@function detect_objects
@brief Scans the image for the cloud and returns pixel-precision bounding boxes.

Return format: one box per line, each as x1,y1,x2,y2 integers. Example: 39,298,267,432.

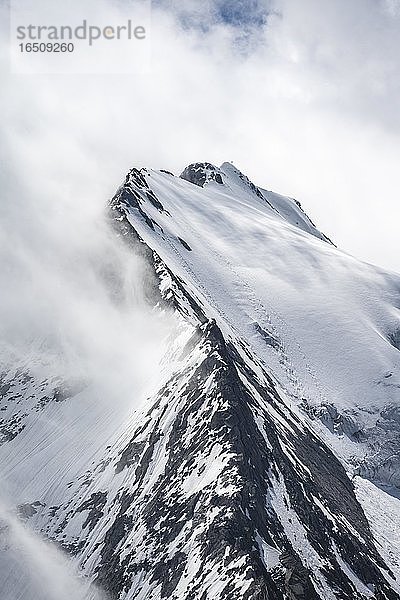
3,0,400,270
1,9,180,592
0,500,105,600
1,1,399,268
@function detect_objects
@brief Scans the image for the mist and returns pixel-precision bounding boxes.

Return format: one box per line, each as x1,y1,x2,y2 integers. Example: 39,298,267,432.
0,145,183,596
0,52,180,599
0,135,179,599
0,159,172,384
0,500,106,600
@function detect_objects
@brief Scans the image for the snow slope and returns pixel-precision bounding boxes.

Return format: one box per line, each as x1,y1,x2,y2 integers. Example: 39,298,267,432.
124,161,400,452
0,160,399,600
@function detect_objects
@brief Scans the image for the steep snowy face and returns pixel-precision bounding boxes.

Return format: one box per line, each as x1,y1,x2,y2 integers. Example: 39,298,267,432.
1,161,400,600
119,163,400,483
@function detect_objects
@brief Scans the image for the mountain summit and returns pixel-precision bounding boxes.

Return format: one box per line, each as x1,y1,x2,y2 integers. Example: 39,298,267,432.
0,163,399,600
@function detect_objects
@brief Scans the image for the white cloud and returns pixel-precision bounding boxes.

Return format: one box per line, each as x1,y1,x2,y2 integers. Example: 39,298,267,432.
0,500,104,600
1,0,399,274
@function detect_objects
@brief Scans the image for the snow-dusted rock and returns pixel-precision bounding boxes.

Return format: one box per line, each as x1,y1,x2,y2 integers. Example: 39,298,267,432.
1,161,399,599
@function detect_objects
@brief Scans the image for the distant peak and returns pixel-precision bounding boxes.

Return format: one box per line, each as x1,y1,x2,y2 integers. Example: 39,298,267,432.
180,162,224,187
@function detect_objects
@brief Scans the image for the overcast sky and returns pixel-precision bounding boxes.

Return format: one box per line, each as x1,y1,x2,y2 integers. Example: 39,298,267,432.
1,0,400,272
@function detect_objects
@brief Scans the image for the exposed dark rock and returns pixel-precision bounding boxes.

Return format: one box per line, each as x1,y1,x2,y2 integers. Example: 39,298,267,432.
82,318,398,599
17,501,43,521
78,492,108,531
177,237,192,251
180,162,224,187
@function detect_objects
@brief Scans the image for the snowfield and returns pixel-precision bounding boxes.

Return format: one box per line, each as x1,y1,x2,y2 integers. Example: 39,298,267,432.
0,161,399,599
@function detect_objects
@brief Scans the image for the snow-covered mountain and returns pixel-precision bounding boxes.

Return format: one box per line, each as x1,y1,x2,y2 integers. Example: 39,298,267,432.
1,161,400,600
